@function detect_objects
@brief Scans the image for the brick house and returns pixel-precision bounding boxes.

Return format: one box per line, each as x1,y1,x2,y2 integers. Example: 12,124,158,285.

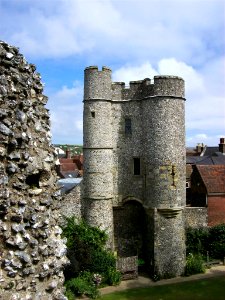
56,148,83,178
185,138,225,227
192,165,225,226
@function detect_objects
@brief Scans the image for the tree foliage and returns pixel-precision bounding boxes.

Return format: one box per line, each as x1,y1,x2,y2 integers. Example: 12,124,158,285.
62,217,121,298
186,224,225,259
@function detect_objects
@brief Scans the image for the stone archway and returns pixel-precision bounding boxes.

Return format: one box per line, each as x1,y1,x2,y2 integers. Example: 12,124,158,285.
113,200,147,264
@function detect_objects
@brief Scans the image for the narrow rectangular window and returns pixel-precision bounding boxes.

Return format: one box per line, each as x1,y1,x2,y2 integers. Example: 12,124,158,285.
91,111,95,118
133,157,140,175
125,118,132,135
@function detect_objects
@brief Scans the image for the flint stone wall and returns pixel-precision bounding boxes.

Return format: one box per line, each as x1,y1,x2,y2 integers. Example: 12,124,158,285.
184,207,207,228
83,66,186,277
0,41,67,300
59,183,82,223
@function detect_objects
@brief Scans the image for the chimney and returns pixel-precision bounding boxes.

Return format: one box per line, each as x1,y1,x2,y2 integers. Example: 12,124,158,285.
219,138,225,154
196,143,204,154
66,147,71,159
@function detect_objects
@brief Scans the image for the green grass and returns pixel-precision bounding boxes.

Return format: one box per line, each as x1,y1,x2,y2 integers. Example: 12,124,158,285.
100,276,225,300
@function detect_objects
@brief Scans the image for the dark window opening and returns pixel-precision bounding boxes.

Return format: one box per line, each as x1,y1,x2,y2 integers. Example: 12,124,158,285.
125,118,132,135
91,111,95,118
133,157,140,175
26,173,40,188
16,138,23,147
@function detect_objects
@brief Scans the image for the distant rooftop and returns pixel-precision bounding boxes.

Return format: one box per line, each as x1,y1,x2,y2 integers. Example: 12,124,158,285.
186,137,225,159
196,165,225,194
57,178,82,194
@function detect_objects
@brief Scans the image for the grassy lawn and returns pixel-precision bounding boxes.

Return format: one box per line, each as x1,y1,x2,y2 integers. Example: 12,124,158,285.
100,276,225,300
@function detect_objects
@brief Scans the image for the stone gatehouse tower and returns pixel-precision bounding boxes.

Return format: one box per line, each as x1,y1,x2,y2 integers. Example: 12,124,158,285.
83,66,186,278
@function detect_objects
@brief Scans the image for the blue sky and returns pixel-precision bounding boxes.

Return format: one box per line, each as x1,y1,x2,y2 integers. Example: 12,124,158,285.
0,0,224,146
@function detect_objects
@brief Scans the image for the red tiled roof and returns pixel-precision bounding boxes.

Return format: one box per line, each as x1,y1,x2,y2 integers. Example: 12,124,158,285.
61,163,78,172
196,165,225,194
59,158,74,164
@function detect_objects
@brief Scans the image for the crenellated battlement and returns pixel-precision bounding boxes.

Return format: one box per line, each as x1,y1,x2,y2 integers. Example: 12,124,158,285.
112,78,151,89
119,78,153,100
84,66,112,100
112,75,184,100
154,75,185,98
84,66,185,101
85,65,112,73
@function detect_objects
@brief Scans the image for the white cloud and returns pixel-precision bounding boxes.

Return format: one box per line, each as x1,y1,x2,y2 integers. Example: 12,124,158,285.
2,0,125,58
1,0,224,63
113,58,205,94
53,82,82,99
46,81,83,144
194,134,208,140
10,11,89,58
0,0,224,146
187,133,224,147
75,0,123,36
158,58,205,94
113,62,158,84
75,120,83,131
112,58,224,146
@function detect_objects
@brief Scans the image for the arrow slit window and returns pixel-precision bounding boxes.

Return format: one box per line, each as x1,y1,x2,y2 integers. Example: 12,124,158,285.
133,157,141,175
125,118,132,135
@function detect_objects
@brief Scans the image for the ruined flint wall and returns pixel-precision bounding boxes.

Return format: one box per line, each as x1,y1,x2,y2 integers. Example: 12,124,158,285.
0,41,67,300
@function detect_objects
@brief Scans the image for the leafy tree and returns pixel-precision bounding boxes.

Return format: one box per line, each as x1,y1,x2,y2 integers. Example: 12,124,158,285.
208,224,225,259
62,217,121,298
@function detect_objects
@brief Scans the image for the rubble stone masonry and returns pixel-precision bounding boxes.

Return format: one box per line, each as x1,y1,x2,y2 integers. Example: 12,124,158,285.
0,41,67,300
83,66,186,277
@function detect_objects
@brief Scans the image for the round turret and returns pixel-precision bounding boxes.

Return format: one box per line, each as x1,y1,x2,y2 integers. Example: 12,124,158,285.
143,75,185,208
154,75,185,98
83,66,114,249
83,66,113,148
84,66,112,100
142,74,186,277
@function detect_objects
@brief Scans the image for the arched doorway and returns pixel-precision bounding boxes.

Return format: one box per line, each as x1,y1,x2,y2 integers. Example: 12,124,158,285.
113,200,147,269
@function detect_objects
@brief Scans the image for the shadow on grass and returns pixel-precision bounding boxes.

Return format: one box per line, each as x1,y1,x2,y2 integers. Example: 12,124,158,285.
100,274,225,300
